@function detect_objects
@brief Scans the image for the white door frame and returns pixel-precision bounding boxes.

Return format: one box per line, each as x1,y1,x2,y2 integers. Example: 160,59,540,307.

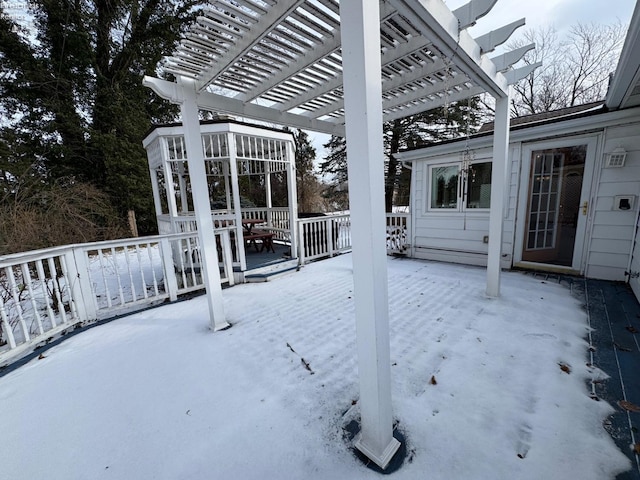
514,134,599,273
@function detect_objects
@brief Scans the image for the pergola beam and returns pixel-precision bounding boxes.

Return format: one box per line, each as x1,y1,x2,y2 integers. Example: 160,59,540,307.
389,0,509,99
142,76,345,136
240,2,399,104
475,19,526,54
453,0,498,29
382,85,485,123
504,62,542,84
194,0,307,91
491,43,535,72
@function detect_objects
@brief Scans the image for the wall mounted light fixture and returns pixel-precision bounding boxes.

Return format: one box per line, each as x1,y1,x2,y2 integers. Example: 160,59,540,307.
605,147,627,168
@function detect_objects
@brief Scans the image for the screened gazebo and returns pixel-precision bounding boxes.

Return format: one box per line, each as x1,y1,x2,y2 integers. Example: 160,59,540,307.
143,120,298,277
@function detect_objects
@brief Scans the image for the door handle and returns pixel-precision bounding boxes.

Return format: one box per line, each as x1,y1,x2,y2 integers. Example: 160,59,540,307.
582,201,588,215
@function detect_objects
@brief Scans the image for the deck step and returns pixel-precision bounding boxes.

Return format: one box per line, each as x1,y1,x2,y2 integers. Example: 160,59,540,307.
243,259,299,282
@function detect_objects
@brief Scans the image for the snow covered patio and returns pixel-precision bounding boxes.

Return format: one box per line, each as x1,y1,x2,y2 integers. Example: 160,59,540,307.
0,254,632,479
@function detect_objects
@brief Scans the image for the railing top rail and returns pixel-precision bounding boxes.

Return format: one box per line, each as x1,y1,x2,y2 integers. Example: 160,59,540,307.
0,229,234,267
297,214,350,224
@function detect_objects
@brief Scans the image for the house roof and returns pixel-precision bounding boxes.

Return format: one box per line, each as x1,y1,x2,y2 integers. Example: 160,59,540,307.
145,0,540,135
477,101,605,133
143,117,294,140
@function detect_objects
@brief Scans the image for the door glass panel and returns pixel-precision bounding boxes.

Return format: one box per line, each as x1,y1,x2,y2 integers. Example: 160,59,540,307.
522,145,586,266
431,165,459,209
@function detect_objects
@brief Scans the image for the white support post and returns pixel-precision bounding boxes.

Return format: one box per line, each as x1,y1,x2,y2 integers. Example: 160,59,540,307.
228,132,247,272
486,91,511,297
286,142,298,260
265,159,273,227
159,237,179,302
340,0,400,470
178,77,230,331
162,138,179,219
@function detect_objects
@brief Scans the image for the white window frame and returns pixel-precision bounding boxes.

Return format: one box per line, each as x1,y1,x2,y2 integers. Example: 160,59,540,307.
426,157,493,213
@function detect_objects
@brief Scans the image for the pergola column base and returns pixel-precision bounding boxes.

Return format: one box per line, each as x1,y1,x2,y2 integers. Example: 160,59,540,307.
210,321,232,332
355,434,401,470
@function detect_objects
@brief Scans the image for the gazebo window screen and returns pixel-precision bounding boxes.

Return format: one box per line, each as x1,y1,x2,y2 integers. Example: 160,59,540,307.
154,165,169,215
235,135,288,161
203,134,229,158
235,134,289,175
166,136,187,160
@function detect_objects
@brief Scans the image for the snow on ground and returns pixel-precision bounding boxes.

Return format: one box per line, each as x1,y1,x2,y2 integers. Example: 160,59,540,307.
0,254,631,479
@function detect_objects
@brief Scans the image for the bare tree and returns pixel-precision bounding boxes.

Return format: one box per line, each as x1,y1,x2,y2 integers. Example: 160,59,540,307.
508,22,626,116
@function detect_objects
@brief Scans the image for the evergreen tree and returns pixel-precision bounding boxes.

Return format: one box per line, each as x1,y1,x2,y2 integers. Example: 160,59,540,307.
319,99,482,212
0,0,198,238
319,135,348,211
292,129,320,213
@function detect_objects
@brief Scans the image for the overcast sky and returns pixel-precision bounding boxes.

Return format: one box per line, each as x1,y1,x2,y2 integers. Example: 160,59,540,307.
445,0,636,35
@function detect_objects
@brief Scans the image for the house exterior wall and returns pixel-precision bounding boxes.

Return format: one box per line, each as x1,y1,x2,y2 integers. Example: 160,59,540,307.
404,107,640,282
410,147,513,268
587,123,640,280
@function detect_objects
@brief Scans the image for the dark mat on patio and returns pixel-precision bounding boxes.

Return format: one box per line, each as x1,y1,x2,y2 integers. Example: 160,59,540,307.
584,280,640,480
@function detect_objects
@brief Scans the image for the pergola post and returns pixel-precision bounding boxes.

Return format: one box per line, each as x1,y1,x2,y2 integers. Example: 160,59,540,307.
340,0,400,470
228,131,247,272
161,138,179,219
178,76,230,331
265,160,273,227
486,91,511,297
286,142,298,258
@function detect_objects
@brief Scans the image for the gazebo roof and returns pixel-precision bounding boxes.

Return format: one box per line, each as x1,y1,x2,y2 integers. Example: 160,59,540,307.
145,0,539,135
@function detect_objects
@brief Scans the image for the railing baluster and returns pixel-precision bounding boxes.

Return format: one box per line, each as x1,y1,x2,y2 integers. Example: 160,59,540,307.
21,263,44,335
123,246,137,302
147,242,160,296
0,293,16,349
135,244,148,300
59,253,81,321
187,237,198,287
36,259,57,328
6,266,29,342
111,247,126,306
47,257,68,325
98,249,113,309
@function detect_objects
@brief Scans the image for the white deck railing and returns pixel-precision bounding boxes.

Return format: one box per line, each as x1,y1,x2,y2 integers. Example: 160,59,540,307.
298,214,352,263
296,213,410,263
0,230,234,367
0,212,409,366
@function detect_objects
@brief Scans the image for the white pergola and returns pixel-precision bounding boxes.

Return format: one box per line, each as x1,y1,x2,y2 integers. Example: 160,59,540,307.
143,0,538,469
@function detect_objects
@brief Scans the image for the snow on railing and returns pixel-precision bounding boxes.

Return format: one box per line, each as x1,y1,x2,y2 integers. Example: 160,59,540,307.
0,230,234,367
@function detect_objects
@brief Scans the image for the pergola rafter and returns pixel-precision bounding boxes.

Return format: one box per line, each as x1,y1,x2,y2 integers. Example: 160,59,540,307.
154,0,534,131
